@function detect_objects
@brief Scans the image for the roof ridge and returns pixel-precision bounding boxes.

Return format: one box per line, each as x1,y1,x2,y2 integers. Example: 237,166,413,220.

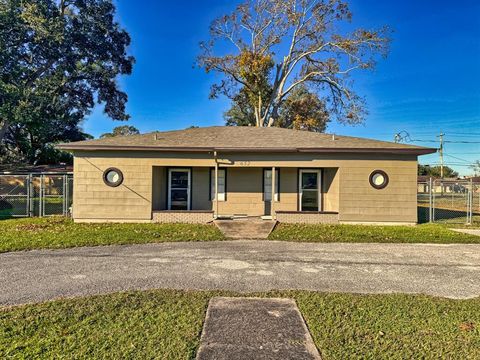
57,125,437,155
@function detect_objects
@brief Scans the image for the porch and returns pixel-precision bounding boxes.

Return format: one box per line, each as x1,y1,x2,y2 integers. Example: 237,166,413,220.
151,166,339,224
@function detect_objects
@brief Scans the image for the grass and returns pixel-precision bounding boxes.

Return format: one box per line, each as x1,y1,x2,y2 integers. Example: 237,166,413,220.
0,217,225,253
269,223,480,243
1,217,480,253
0,197,65,218
1,289,479,359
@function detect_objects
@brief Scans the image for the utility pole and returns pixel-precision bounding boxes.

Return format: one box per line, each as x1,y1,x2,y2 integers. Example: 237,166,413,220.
438,133,445,178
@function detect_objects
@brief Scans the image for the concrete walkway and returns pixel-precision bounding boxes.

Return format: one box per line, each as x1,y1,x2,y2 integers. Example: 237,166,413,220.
452,229,480,237
1,241,479,305
196,297,321,360
214,218,276,239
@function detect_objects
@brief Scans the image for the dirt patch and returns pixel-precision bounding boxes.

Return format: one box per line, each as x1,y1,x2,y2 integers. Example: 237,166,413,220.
459,322,476,332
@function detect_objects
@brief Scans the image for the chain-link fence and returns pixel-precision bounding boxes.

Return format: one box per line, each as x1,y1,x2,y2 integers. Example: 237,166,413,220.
418,178,479,225
0,173,73,218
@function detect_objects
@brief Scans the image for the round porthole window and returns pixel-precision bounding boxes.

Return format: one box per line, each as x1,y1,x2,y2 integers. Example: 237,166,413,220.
103,168,123,187
369,170,389,189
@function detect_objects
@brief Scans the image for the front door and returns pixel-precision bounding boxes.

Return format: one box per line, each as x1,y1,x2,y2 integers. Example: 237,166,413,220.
299,170,321,211
168,169,191,210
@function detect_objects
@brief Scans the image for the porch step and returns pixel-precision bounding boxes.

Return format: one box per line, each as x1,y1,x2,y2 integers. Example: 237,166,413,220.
214,218,277,239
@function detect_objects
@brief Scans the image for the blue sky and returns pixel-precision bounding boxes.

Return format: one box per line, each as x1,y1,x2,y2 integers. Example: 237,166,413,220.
83,0,480,175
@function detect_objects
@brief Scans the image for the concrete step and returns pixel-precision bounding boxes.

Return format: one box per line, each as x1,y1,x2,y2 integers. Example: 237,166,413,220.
196,297,321,360
214,219,276,239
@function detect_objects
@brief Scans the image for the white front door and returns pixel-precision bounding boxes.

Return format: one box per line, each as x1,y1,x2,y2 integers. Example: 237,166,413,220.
168,169,191,210
299,169,321,211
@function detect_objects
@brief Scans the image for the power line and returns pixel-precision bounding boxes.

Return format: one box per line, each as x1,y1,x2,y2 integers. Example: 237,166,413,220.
447,152,480,155
394,130,479,176
407,139,480,144
444,153,472,164
425,163,475,167
435,132,480,136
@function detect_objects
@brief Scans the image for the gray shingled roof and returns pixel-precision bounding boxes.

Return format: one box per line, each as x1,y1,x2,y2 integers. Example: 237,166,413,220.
57,126,436,155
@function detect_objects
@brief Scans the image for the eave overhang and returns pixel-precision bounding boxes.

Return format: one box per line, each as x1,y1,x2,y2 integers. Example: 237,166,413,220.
57,144,437,156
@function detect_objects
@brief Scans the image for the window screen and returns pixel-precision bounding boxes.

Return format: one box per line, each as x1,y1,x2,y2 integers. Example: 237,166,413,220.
264,169,279,202
210,169,226,201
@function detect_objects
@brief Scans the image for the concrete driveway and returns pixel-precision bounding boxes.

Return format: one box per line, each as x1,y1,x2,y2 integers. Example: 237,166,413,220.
1,241,479,305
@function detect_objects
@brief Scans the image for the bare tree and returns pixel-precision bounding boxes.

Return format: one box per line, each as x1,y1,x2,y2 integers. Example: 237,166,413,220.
198,0,390,127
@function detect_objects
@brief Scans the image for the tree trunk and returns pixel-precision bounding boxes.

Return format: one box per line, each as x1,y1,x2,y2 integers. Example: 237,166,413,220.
267,103,279,127
254,105,261,127
0,119,9,142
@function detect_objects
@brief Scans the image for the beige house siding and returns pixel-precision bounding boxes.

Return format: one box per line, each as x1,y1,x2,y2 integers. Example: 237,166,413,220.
73,155,153,221
152,166,166,211
216,168,264,216
72,150,418,224
213,167,298,216
322,168,339,212
275,168,298,212
337,160,418,224
192,167,211,210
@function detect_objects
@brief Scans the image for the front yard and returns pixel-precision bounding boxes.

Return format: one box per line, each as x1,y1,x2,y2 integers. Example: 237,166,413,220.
269,223,480,244
1,289,478,359
1,217,479,253
0,217,225,253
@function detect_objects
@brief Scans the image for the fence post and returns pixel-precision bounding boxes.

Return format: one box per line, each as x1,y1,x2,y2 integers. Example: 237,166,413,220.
62,174,66,216
26,174,30,217
27,174,32,217
66,175,71,217
428,177,433,222
39,175,44,217
468,179,473,225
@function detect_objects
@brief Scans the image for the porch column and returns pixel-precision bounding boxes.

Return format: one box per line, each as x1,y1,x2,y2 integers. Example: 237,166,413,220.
271,166,276,219
214,153,219,219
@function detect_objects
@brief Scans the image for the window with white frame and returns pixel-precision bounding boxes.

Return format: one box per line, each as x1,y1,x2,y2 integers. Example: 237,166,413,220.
264,169,279,202
210,169,226,201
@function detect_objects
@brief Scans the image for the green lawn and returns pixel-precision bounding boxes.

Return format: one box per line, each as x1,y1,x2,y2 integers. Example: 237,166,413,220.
269,223,480,243
0,196,65,218
1,217,479,253
1,290,478,359
0,217,225,253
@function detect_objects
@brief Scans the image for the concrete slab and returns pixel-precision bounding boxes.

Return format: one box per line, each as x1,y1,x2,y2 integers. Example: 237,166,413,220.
214,218,276,239
452,229,480,237
196,297,321,360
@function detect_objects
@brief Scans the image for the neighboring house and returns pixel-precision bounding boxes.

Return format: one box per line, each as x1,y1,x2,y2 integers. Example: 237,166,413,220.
417,176,468,194
58,126,435,225
417,176,460,194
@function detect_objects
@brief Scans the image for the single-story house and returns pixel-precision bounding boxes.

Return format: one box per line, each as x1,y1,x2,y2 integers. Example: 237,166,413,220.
58,126,436,225
417,176,467,194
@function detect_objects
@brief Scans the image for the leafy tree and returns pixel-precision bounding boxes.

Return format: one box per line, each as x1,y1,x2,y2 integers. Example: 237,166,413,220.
224,87,261,127
226,85,329,132
418,165,459,178
0,0,134,164
2,117,93,164
100,125,140,138
199,0,390,128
